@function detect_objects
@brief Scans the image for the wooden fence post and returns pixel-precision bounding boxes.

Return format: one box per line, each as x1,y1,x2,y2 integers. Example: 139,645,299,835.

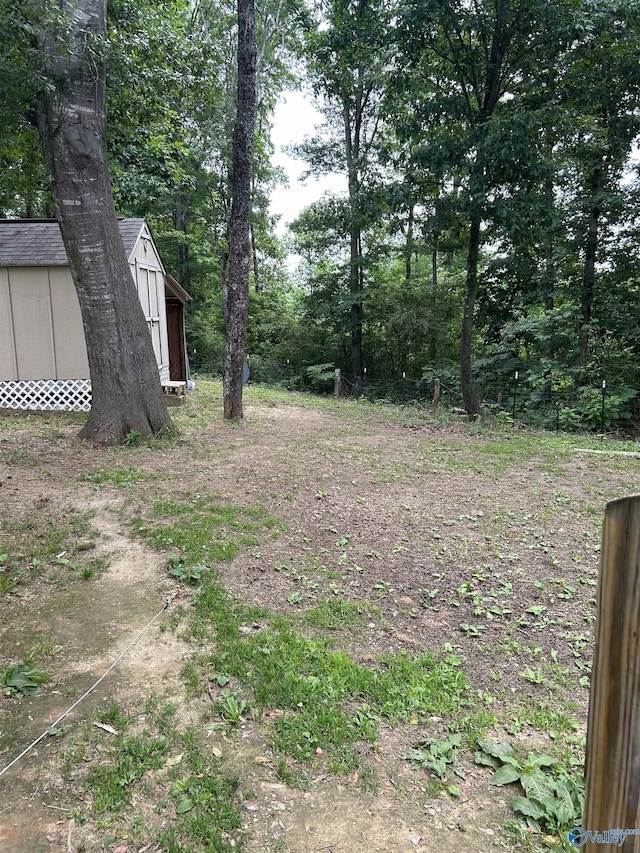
334,368,341,398
584,494,640,850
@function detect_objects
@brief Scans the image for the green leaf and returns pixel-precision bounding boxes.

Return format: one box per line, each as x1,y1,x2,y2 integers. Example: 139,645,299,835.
477,740,515,759
554,795,579,826
473,750,499,767
520,768,553,800
176,796,194,814
490,765,521,786
512,795,545,819
529,753,557,769
403,748,427,763
431,757,447,779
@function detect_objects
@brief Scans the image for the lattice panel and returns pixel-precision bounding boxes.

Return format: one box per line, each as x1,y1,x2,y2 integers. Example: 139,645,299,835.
0,380,92,412
159,365,170,382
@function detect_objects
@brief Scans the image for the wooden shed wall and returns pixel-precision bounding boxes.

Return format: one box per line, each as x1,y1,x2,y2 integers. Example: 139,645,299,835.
0,265,89,381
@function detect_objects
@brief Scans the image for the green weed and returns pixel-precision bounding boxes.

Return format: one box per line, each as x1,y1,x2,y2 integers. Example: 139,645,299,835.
159,772,242,852
475,740,583,834
198,610,470,766
1,662,49,696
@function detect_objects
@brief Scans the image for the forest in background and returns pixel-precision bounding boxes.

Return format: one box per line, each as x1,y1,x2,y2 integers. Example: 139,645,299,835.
2,0,640,432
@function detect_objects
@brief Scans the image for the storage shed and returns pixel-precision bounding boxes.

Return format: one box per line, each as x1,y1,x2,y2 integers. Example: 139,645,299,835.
0,218,190,412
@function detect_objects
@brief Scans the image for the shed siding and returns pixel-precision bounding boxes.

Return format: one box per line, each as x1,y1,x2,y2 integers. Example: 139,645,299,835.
9,267,56,380
130,227,169,373
130,226,164,273
0,268,17,380
49,267,89,378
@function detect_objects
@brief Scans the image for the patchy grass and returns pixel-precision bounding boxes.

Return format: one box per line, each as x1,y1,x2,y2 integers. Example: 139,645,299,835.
132,495,476,778
300,597,385,631
59,698,244,851
0,508,99,595
82,466,146,489
132,494,282,567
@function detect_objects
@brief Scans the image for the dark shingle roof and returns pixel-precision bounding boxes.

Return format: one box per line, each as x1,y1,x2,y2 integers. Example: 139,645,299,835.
0,218,145,266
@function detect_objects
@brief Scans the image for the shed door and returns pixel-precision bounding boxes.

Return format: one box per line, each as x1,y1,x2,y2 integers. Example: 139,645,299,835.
135,262,167,368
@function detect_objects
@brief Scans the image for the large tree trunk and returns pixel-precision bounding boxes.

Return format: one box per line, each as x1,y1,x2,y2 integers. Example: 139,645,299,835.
35,0,172,446
578,161,602,373
223,0,257,419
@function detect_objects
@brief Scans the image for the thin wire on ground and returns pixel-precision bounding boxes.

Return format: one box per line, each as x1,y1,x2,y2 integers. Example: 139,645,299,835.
0,588,178,780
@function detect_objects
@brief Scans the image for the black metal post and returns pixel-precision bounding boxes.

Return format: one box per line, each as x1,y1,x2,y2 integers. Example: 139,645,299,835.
512,370,519,422
601,380,606,436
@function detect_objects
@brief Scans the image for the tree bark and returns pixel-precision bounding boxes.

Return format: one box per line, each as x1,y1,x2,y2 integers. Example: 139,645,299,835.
578,160,602,374
460,211,482,416
175,192,189,288
35,0,173,446
429,189,440,366
223,0,257,419
250,215,260,292
344,102,364,395
349,227,364,393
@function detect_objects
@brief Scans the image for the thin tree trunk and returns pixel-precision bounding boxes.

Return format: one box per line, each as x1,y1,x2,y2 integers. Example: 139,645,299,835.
223,0,257,419
429,242,438,366
543,176,555,312
457,1,511,418
349,226,364,393
460,211,482,416
578,161,602,374
404,203,414,287
429,188,440,365
175,192,188,287
35,0,172,446
344,103,364,396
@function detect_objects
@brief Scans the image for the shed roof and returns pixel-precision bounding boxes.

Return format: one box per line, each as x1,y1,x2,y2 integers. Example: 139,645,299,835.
165,273,192,304
0,218,146,267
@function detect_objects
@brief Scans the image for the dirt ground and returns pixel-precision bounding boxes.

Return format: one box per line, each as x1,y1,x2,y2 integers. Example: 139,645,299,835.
1,385,638,852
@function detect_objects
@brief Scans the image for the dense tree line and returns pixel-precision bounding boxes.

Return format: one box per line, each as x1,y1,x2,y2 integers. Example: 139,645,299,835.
293,0,640,429
2,0,640,430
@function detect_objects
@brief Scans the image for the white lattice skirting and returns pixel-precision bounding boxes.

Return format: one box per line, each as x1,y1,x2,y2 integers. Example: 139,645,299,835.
0,369,170,413
0,380,92,412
